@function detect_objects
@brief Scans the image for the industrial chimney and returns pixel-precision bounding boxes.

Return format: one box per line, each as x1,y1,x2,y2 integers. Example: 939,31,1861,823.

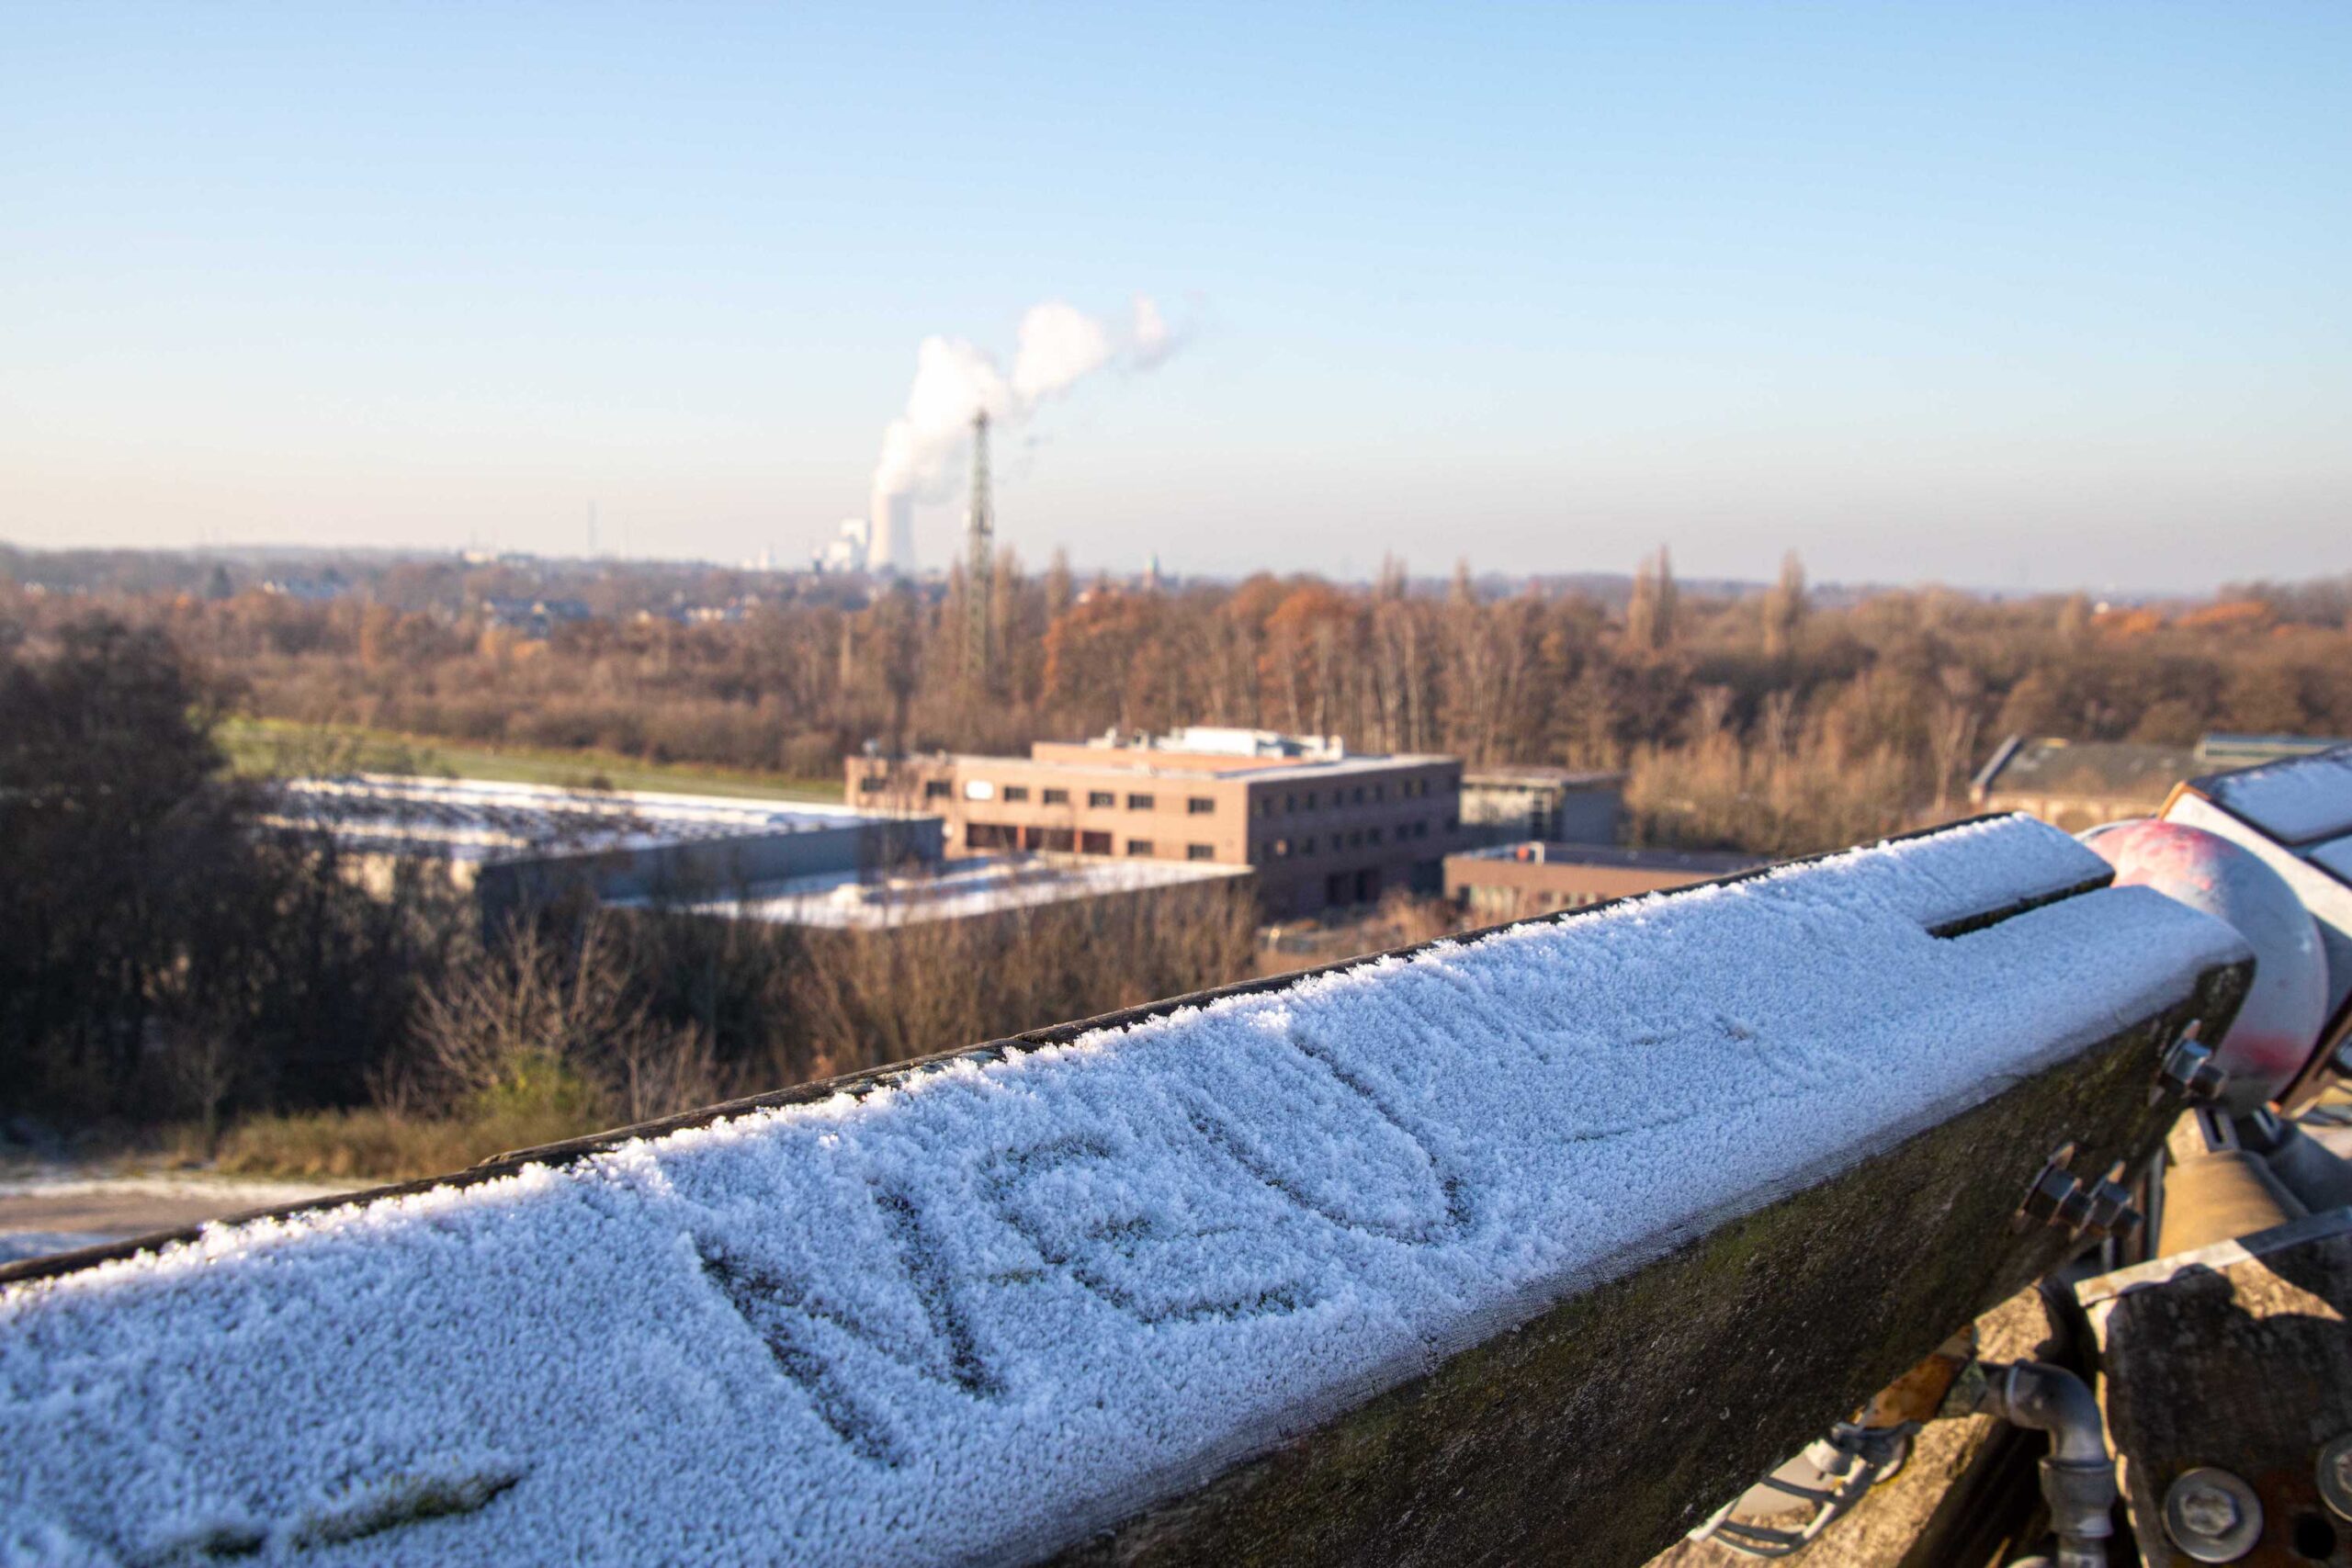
867,487,915,576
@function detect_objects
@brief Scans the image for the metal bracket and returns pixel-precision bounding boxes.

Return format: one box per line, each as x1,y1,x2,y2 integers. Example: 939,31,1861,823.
1688,1422,1920,1558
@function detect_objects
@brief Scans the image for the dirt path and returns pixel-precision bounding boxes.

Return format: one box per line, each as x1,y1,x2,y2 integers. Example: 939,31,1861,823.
0,1174,351,1264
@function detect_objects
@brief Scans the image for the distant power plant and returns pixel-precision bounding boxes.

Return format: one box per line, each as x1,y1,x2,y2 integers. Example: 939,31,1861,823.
866,488,914,574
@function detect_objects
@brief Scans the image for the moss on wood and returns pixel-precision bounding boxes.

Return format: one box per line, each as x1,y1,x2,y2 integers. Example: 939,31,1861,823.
1049,961,2247,1568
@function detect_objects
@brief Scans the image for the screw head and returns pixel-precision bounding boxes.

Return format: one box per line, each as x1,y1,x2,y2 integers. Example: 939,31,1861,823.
2177,1483,2238,1537
2319,1435,2352,1521
2164,1467,2263,1562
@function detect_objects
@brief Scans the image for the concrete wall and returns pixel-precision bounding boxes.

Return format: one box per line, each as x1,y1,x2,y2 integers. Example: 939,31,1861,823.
1444,852,1750,923
1977,789,2155,835
1460,778,1623,847
479,816,943,918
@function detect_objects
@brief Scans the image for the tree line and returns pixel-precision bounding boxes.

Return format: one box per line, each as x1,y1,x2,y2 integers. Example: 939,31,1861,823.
7,556,2346,854
0,614,1254,1165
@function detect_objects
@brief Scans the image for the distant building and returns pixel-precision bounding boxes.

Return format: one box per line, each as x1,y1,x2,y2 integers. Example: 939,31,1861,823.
816,517,870,574
259,568,349,603
1444,841,1766,924
478,596,594,639
1972,732,2346,832
849,726,1463,918
265,775,939,919
648,853,1250,931
1458,766,1624,846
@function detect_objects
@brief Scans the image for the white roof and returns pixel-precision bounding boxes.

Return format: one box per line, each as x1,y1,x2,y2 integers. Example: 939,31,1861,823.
266,775,888,863
637,855,1250,929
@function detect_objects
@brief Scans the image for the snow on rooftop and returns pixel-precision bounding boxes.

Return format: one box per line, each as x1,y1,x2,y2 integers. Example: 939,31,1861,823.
0,816,2245,1567
2200,745,2352,846
267,775,888,863
635,854,1250,929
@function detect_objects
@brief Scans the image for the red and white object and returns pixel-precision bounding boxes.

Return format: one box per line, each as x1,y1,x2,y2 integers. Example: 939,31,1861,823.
2084,818,2327,1110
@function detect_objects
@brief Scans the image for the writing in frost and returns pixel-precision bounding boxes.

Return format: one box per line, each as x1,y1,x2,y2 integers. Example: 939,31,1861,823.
692,1027,1472,1464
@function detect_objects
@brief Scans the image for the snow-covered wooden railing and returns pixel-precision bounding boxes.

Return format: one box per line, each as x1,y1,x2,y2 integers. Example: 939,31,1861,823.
0,816,2252,1568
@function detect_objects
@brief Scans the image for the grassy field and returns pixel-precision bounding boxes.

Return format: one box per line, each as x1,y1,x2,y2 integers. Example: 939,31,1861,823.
220,716,844,803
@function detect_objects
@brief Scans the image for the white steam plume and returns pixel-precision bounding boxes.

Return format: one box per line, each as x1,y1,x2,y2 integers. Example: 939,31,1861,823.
865,295,1182,570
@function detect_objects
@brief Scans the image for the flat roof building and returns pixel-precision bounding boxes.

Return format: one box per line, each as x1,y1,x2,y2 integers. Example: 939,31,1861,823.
1972,732,2346,833
1444,840,1767,924
266,775,940,917
1459,766,1623,847
849,727,1463,918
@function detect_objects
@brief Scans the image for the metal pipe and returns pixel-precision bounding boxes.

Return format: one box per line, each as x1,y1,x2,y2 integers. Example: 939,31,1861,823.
1971,1361,2116,1568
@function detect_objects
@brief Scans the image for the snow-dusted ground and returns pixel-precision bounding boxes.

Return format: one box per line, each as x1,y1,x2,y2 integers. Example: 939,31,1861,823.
0,817,2244,1568
0,1174,345,1270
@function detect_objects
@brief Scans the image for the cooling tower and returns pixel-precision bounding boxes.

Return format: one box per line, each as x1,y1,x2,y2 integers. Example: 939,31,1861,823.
868,487,916,575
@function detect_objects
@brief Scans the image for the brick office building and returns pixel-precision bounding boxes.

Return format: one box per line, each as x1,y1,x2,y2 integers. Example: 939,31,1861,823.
848,728,1462,917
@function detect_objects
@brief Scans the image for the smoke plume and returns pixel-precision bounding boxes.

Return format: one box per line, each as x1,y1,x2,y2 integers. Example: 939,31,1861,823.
866,295,1179,568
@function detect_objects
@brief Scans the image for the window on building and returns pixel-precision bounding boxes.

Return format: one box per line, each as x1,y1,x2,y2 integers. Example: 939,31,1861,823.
1350,829,1364,848
1126,793,1155,810
922,779,952,799
857,775,888,794
1186,843,1215,861
1041,787,1068,806
1256,797,1273,817
1080,830,1113,854
1445,815,1459,832
1126,839,1155,856
1352,785,1366,805
1088,791,1115,808
1002,784,1031,803
1368,826,1383,845
966,822,1017,850
1187,796,1215,815
1283,793,1296,811
1374,784,1385,802
1301,835,1317,854
1305,791,1318,809
1273,838,1291,858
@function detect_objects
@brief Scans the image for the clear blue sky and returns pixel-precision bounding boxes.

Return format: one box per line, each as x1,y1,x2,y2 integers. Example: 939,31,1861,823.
3,3,2346,591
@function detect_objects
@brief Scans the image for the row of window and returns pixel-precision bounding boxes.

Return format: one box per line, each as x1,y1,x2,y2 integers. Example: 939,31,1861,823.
1255,817,1450,862
916,778,1216,814
965,820,1216,861
864,771,1457,819
1252,776,1453,818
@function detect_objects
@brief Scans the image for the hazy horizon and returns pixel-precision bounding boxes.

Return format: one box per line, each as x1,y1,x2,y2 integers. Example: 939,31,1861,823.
5,4,2346,593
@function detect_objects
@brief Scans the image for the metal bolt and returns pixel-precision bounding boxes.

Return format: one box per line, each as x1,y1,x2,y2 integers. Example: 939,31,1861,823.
2319,1434,2352,1521
2164,1466,2263,1562
2156,1033,2227,1103
2177,1483,2238,1538
2079,1179,2143,1241
2018,1148,2084,1231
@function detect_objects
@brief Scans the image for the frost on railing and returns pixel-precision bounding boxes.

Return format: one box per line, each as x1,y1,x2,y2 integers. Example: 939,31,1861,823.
0,817,2253,1568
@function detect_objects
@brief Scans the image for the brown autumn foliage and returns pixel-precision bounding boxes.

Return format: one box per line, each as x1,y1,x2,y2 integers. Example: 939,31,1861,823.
10,551,2346,856
4,553,2347,1169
